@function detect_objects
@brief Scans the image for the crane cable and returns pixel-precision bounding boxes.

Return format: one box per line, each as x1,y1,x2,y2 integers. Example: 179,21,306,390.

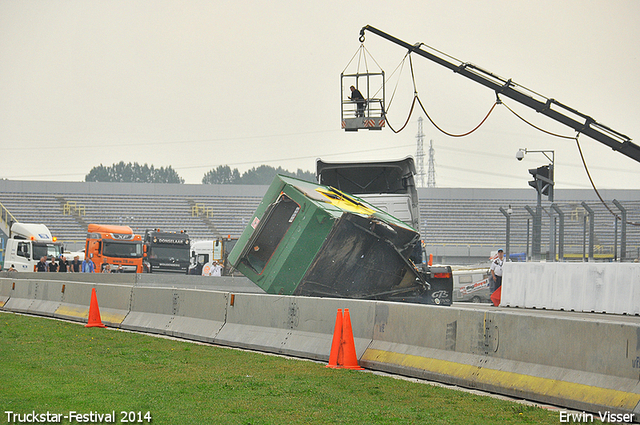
382,52,412,132
501,98,639,227
383,54,417,133
341,43,383,75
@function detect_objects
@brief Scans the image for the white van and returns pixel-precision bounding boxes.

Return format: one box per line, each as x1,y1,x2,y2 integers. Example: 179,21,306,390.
3,223,63,272
452,268,492,303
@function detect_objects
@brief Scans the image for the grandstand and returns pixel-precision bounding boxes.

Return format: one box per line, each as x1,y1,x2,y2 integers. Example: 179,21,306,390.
420,188,640,264
0,179,638,265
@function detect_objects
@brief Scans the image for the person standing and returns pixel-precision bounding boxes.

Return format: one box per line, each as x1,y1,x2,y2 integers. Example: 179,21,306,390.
58,255,68,273
490,249,505,290
209,261,223,277
48,257,58,272
349,85,366,117
36,256,48,272
69,256,81,273
82,255,95,273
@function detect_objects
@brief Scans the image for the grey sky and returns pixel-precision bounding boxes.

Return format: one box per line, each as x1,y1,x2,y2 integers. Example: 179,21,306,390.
1,0,638,190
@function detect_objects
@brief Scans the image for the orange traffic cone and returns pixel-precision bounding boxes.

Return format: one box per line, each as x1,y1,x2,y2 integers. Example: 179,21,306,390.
326,309,343,368
341,309,363,370
85,287,106,328
490,286,502,307
326,308,364,370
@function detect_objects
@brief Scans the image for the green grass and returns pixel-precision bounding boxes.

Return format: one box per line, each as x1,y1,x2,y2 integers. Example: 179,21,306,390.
0,312,560,424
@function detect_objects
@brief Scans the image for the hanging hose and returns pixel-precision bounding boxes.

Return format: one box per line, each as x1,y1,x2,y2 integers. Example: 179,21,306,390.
384,52,498,137
384,95,417,134
575,136,640,227
417,96,498,137
502,101,575,140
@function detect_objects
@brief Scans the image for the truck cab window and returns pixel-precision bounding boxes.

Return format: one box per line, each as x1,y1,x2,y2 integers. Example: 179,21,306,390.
103,241,143,258
243,194,300,274
17,242,29,258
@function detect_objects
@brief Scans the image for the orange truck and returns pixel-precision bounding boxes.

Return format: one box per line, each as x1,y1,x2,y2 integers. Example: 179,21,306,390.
85,224,143,273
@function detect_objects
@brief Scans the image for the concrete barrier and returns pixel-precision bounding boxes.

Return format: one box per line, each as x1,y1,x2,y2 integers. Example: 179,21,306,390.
168,289,228,343
121,286,176,334
214,293,299,354
0,273,135,325
54,281,133,327
1,272,137,285
0,278,12,307
277,296,374,361
361,302,640,417
214,293,375,361
2,277,65,316
3,278,39,313
502,262,640,315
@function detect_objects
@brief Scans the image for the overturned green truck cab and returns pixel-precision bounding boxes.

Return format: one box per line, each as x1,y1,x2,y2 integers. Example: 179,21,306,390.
228,175,450,304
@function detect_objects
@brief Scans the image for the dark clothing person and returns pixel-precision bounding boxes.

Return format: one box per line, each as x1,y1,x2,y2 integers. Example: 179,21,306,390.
70,259,81,273
58,258,68,273
36,258,48,272
48,260,58,273
349,85,366,117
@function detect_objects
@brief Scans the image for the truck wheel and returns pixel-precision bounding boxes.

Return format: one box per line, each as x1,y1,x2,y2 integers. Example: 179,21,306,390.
471,296,481,303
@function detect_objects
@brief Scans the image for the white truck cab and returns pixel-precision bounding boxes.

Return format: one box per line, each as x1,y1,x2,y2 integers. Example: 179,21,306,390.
189,238,237,276
189,240,221,275
3,223,63,272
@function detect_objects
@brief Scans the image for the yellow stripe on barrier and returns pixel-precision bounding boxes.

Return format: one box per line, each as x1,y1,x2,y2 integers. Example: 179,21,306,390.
97,311,127,325
361,348,640,411
55,305,88,319
55,305,127,325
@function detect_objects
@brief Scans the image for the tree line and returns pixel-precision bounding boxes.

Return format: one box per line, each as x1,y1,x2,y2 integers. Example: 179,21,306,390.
85,162,315,185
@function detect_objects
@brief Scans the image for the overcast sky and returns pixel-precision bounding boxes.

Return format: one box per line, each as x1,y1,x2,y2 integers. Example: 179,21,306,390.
1,0,638,190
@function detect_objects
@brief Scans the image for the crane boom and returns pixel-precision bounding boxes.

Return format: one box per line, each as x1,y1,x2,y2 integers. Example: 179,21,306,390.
360,25,640,164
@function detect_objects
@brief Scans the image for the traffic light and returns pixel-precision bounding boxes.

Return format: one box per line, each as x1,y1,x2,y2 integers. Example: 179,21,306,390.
528,165,554,201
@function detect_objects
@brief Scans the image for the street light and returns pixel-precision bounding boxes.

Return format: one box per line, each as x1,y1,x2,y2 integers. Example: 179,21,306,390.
517,148,555,261
517,148,555,202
